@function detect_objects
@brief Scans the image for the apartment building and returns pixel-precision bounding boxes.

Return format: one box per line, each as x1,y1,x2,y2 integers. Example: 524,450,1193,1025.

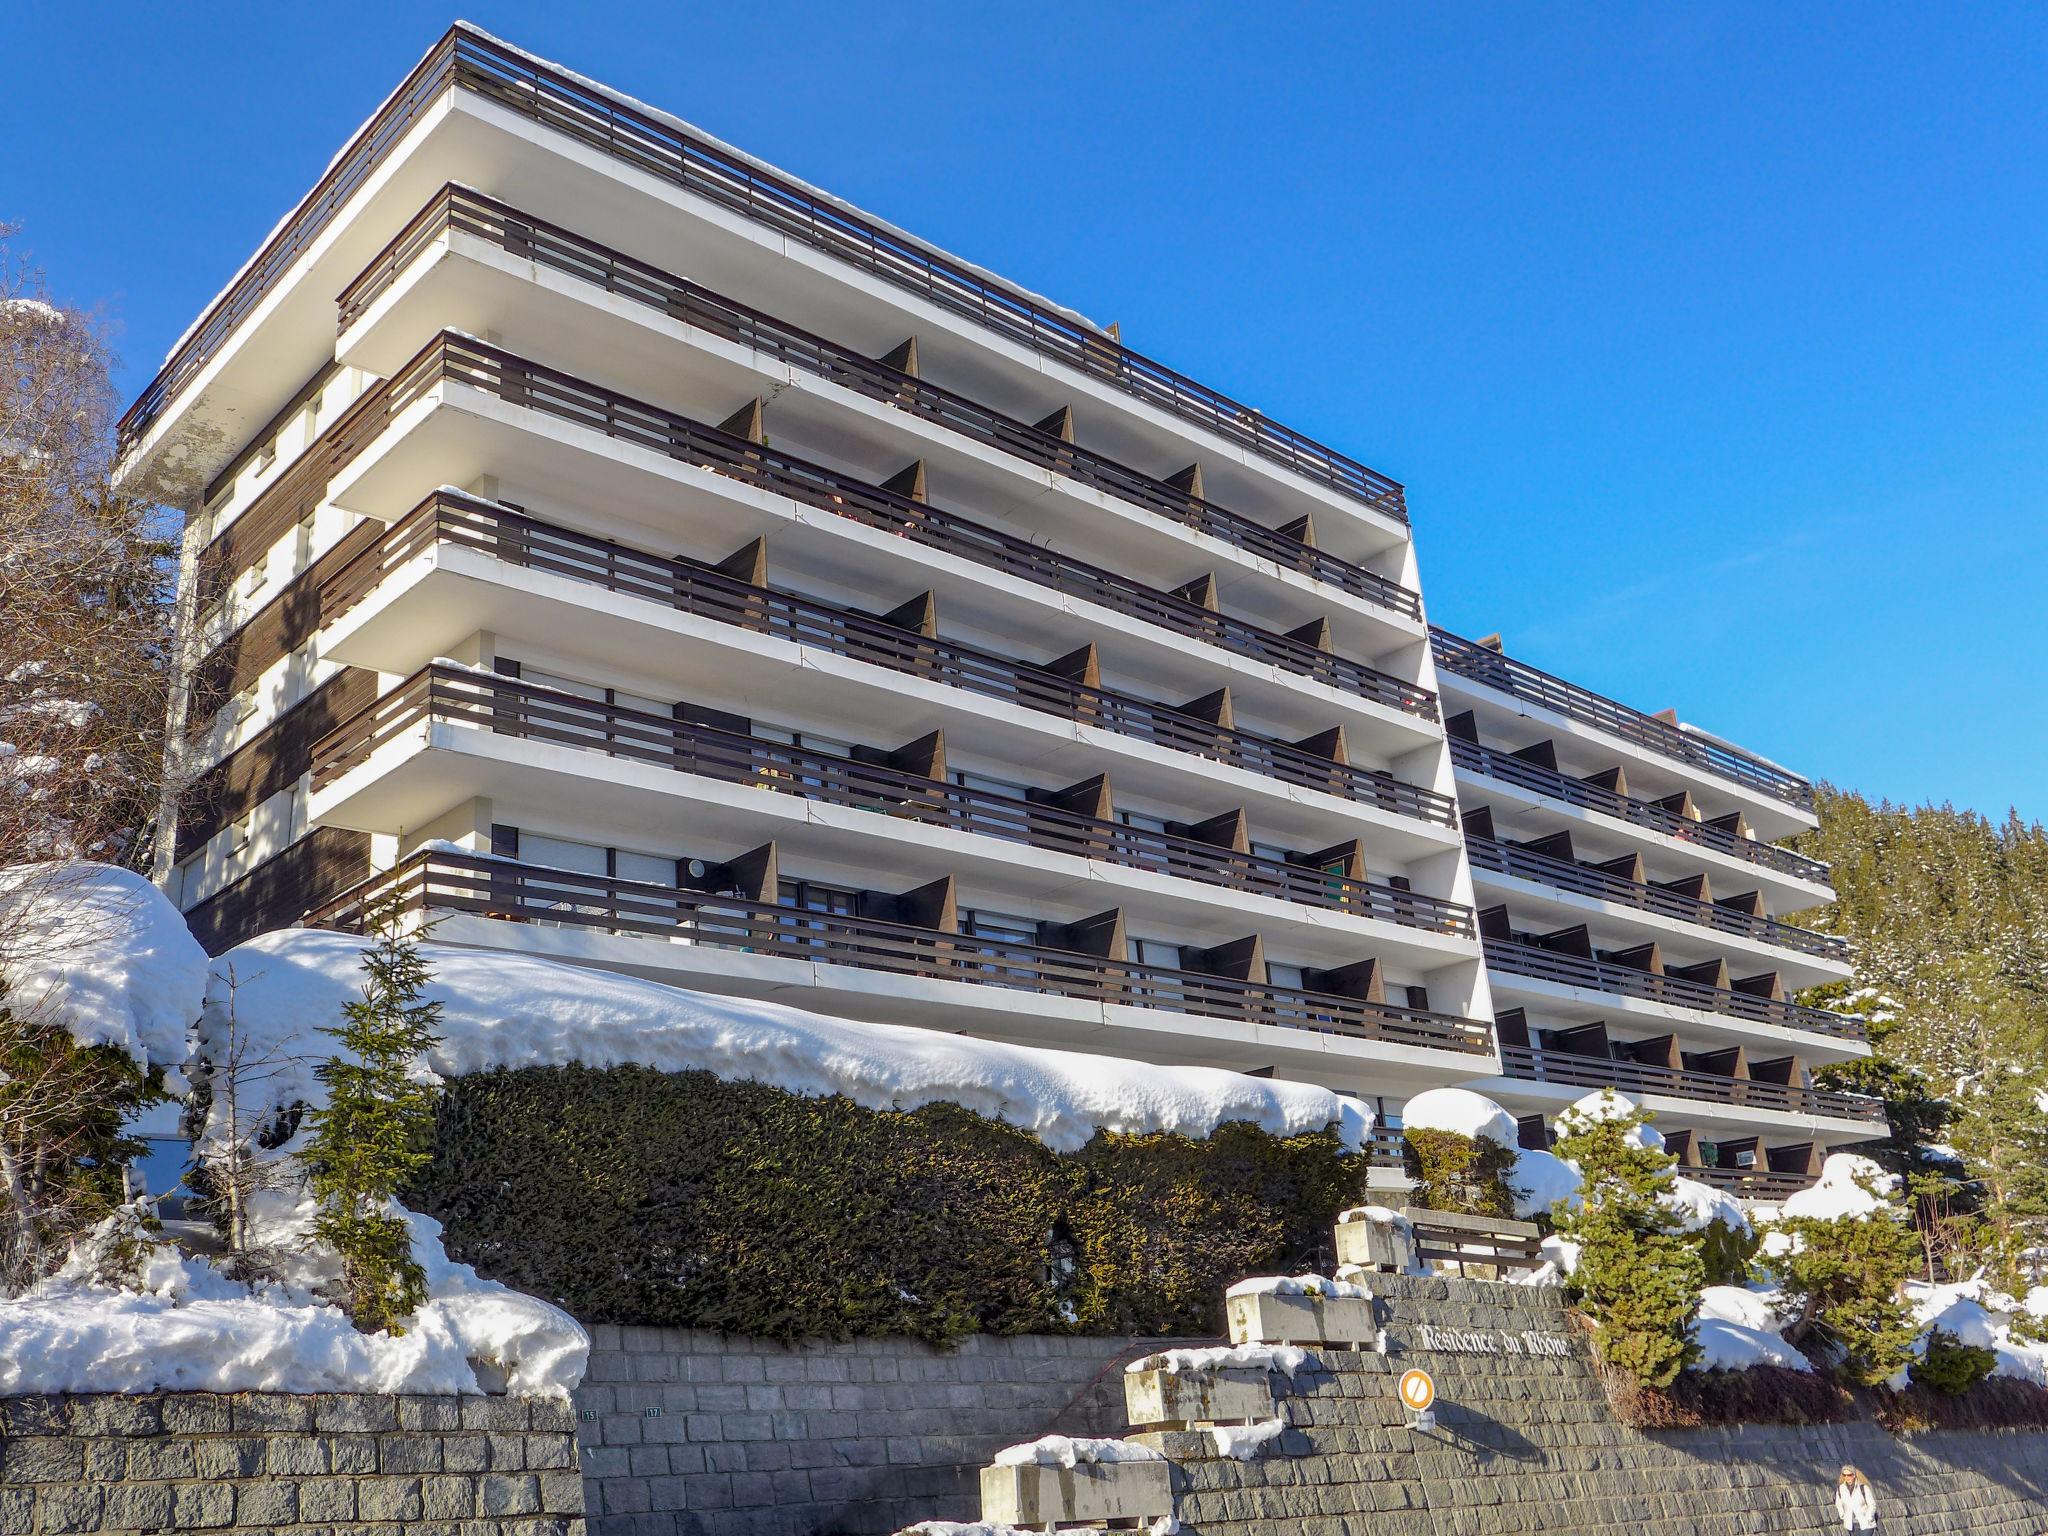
115,24,1873,1192
1432,630,1872,1198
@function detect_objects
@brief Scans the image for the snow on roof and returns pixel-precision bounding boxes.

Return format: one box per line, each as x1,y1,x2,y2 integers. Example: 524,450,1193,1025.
204,927,1372,1155
1400,1086,1517,1147
0,864,206,1080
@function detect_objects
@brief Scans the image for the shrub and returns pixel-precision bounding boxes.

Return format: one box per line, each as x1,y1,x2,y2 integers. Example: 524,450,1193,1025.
405,1064,1360,1344
1604,1361,1853,1429
1908,1327,1997,1396
1551,1093,1702,1389
1402,1127,1518,1218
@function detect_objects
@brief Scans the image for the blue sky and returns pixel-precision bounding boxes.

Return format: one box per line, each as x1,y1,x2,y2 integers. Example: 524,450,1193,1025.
7,2,2042,821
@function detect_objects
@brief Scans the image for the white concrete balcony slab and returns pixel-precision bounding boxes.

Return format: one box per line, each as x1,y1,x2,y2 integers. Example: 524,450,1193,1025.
321,339,1443,764
334,192,1425,656
304,682,1482,977
316,507,1465,864
1453,741,1833,914
1484,945,1871,1064
1466,851,1851,990
309,854,1501,1097
1434,636,1817,841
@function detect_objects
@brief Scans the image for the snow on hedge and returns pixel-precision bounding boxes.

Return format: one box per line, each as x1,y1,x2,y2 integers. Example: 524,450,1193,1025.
1662,1175,1750,1236
203,929,1372,1155
0,1203,585,1397
1400,1086,1517,1147
1557,1089,1664,1150
1902,1278,2048,1388
0,863,206,1079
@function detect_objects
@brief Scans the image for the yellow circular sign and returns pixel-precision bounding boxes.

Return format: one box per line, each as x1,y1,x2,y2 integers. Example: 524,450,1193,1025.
1398,1368,1436,1411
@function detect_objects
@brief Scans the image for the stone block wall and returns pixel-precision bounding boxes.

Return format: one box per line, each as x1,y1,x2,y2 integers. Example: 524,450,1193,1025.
0,1392,586,1536
572,1324,1185,1536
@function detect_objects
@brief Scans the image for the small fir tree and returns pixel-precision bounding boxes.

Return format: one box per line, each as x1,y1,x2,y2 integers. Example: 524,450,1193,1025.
1761,1162,1920,1387
1551,1092,1702,1389
304,899,442,1333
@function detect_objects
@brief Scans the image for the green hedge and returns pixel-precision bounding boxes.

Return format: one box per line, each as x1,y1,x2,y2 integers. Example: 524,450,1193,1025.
405,1064,1360,1344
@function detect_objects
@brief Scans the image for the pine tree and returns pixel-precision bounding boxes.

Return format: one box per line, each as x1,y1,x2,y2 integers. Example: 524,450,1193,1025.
1761,1164,1920,1387
1550,1092,1702,1388
304,898,442,1333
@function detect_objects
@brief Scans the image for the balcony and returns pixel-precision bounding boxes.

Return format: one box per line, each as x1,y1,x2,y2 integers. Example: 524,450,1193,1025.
312,663,1476,939
1495,1045,1882,1124
1448,736,1829,886
122,27,1405,523
1682,1166,1820,1200
1483,938,1865,1044
308,850,1496,1059
1464,836,1847,962
1431,629,1815,813
341,187,1421,618
328,333,1436,726
322,492,1459,829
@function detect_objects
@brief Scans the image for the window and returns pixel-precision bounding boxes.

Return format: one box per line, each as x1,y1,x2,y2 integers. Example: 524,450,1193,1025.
1404,985,1431,1011
779,878,858,916
1126,935,1182,969
956,769,1029,799
959,908,1037,946
1118,809,1168,835
1266,962,1305,991
254,437,277,474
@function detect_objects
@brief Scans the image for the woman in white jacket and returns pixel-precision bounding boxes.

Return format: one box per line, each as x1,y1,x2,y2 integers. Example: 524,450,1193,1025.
1836,1465,1877,1530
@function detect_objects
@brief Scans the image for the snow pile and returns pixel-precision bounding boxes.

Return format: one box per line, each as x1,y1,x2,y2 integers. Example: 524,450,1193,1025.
0,1202,585,1397
1555,1089,1664,1151
1225,1274,1370,1302
204,928,1371,1154
1205,1417,1288,1459
1901,1277,2048,1389
1662,1175,1751,1235
1127,1343,1310,1377
1400,1087,1517,1147
0,864,207,1079
1776,1154,1899,1223
1337,1203,1412,1228
1692,1284,1809,1373
1511,1148,1582,1220
992,1435,1164,1468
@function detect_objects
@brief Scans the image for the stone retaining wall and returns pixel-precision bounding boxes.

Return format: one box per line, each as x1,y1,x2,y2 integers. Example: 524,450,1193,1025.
1152,1273,2048,1535
571,1325,1179,1536
0,1392,585,1536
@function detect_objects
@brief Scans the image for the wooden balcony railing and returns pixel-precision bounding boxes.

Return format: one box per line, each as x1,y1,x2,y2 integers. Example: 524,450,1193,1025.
1464,837,1847,961
1681,1166,1819,1200
340,187,1422,619
1447,736,1830,884
1483,938,1865,1043
1496,1045,1882,1122
398,333,1437,716
308,852,1495,1056
323,492,1459,826
124,27,1408,521
1431,630,1815,811
313,664,1476,936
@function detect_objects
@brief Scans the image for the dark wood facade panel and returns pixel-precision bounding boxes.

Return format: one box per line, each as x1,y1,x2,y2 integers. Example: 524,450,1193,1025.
183,826,372,956
176,668,378,859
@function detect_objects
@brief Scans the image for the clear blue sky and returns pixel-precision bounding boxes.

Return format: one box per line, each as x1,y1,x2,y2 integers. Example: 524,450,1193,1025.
7,2,2042,822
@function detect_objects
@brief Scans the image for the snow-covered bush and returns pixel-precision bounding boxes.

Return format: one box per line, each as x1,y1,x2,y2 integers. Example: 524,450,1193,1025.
1910,1326,1997,1396
1399,1087,1521,1218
